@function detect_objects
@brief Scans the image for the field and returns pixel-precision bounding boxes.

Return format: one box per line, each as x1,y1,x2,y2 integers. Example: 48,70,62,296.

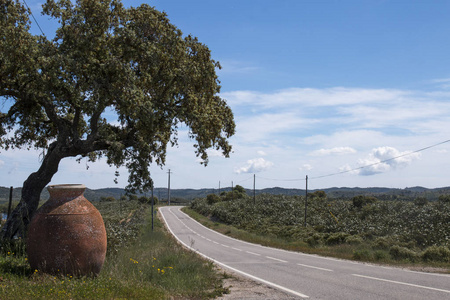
190,190,450,270
0,200,229,299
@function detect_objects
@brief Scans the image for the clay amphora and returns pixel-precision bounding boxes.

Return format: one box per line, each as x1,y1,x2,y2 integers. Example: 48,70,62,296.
27,184,107,276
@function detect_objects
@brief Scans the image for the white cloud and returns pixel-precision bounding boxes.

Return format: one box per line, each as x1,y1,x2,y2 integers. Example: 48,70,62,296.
223,87,407,109
348,146,421,176
234,158,274,174
217,60,260,74
257,150,267,156
310,147,356,156
299,164,313,171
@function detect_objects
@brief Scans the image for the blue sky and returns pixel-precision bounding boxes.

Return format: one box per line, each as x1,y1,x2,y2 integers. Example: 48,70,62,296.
2,0,450,191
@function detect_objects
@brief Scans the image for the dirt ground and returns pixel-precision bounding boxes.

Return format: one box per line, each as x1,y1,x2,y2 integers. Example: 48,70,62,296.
216,268,300,300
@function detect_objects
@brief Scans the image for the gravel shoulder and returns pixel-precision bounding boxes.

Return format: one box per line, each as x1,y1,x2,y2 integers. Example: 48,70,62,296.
216,267,300,300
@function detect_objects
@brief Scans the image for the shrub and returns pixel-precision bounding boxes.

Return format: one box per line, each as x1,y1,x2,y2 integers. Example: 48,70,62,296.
438,194,450,203
373,250,388,261
100,196,116,202
326,232,350,245
206,194,221,205
138,196,158,205
414,197,428,206
421,245,450,262
352,195,377,209
353,249,371,260
345,235,363,245
373,237,391,250
306,233,323,247
389,245,419,262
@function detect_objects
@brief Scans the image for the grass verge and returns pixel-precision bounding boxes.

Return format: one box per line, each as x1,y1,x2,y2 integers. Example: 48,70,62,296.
0,201,229,299
183,207,450,274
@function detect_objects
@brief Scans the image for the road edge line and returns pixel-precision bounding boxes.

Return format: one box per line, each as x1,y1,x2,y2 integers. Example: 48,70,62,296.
160,207,310,299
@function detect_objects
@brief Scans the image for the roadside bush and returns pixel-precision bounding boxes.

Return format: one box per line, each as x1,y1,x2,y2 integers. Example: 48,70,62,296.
373,237,392,250
305,233,323,247
345,235,364,245
206,194,221,205
373,250,388,261
389,245,419,262
353,249,371,260
326,232,350,245
421,245,450,262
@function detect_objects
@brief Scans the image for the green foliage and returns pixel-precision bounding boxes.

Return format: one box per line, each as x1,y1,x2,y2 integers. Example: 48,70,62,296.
128,194,138,201
353,249,371,260
414,197,428,206
0,200,228,298
191,193,450,264
421,245,450,262
438,194,450,203
352,195,378,209
326,232,350,245
0,0,235,193
100,196,116,202
206,193,221,205
138,196,158,205
389,245,419,262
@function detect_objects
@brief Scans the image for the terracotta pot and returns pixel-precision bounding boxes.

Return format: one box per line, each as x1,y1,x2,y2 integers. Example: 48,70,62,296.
27,184,107,276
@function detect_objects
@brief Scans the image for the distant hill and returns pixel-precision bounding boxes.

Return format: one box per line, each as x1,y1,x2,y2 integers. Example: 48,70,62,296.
1,185,450,203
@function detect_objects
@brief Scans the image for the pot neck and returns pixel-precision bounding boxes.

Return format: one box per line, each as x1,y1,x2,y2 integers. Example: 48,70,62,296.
47,184,86,202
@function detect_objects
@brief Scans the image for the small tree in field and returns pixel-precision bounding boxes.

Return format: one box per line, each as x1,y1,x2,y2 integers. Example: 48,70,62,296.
0,0,235,240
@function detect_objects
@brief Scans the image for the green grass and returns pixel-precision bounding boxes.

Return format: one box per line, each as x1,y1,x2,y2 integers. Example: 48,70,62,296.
0,201,229,299
183,207,450,273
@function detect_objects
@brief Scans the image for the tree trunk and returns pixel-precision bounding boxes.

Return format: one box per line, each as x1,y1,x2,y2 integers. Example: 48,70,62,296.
1,143,63,241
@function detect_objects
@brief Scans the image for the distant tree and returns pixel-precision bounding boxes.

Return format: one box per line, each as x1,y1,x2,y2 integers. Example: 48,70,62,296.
100,196,116,202
206,193,220,205
352,195,378,209
222,185,247,201
414,197,428,206
438,195,450,203
0,0,235,240
128,194,138,201
233,185,246,194
309,190,327,200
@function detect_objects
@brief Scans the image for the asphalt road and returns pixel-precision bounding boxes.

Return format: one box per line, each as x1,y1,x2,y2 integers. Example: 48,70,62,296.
160,206,450,299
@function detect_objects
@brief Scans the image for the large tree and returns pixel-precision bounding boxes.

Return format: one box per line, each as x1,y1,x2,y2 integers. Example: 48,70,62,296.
0,0,235,240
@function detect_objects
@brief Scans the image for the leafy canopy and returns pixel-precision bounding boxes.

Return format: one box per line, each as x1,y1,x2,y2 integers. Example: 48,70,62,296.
0,0,235,192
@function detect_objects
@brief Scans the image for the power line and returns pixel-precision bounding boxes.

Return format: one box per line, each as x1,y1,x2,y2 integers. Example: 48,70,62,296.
257,175,305,182
242,138,450,184
22,0,45,36
310,139,450,180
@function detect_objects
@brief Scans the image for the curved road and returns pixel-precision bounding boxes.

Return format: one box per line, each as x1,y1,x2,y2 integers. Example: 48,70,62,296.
160,206,450,299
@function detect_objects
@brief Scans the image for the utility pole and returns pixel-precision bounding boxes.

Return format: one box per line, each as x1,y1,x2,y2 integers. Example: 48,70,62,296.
167,169,171,205
304,175,308,227
231,181,234,201
151,184,154,231
253,174,256,204
7,186,13,220
218,181,221,195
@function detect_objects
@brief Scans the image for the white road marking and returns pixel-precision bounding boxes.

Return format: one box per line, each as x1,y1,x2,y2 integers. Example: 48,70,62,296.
266,256,288,263
161,207,309,298
352,274,450,294
221,244,230,248
231,247,243,252
246,251,261,256
297,263,333,272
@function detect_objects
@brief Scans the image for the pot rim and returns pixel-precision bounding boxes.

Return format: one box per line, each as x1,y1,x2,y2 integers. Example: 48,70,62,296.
47,184,86,190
